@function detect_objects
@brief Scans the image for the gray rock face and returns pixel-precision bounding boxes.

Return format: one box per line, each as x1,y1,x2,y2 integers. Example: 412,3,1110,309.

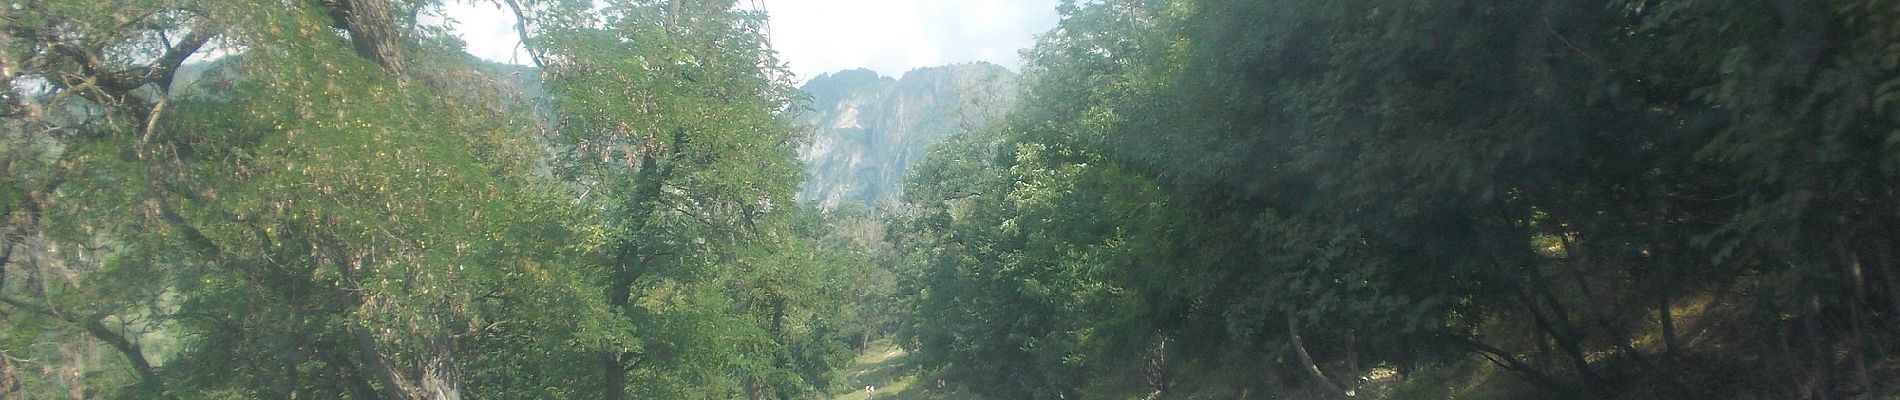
796,63,1018,209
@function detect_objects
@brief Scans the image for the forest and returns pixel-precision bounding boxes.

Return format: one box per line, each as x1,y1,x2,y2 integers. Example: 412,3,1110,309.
3,0,1898,399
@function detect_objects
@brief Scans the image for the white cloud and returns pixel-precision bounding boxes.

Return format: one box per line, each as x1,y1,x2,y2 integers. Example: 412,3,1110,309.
440,0,1061,80
763,0,1060,80
438,1,532,64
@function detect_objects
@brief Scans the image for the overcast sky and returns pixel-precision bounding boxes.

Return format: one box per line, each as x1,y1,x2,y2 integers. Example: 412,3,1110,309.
439,0,1062,81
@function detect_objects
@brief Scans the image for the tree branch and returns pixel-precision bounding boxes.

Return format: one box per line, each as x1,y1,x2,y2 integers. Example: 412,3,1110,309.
0,296,170,397
327,0,409,76
499,0,548,69
1286,309,1349,399
1442,333,1571,396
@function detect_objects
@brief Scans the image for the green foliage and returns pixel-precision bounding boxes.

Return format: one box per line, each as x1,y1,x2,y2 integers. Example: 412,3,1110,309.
1,0,871,399
890,0,1900,398
7,0,1895,398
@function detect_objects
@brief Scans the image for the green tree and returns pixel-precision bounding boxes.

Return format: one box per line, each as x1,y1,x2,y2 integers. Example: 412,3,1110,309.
3,0,868,399
890,0,1900,398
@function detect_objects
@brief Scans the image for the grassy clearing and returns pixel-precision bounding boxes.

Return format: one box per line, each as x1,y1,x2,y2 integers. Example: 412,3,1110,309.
829,341,974,400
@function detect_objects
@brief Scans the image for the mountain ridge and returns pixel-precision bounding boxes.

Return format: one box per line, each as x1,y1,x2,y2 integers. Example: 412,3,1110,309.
795,63,1018,209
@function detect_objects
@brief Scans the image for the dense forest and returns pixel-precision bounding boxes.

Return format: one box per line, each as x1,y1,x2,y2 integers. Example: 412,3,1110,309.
887,0,1900,398
2,0,1898,399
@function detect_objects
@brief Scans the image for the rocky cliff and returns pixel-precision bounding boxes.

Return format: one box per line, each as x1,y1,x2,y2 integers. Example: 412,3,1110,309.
796,63,1018,209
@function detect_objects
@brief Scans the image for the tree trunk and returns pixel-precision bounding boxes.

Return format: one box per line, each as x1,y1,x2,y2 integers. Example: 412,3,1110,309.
746,378,766,400
601,245,637,400
667,0,683,27
1876,239,1900,318
1832,237,1872,394
1451,335,1569,396
1534,327,1554,371
1515,282,1600,389
1559,238,1648,367
595,129,685,400
1777,319,1804,399
351,321,414,400
1800,304,1835,397
333,255,408,400
0,297,171,398
769,295,786,333
602,352,626,400
1143,334,1168,399
1657,290,1678,355
1286,309,1347,399
79,317,163,395
320,349,383,400
417,333,462,400
500,0,547,69
328,0,407,75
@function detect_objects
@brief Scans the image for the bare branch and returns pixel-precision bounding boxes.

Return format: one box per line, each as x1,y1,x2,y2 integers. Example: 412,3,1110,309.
0,296,170,396
500,0,548,69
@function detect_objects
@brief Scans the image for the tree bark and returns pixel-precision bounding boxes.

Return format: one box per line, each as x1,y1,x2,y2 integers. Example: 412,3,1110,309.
1876,239,1900,319
1832,237,1872,393
1286,309,1347,399
327,0,408,75
597,128,687,399
602,352,627,400
328,247,407,400
1558,237,1648,367
1657,290,1678,355
346,302,415,400
1514,282,1601,389
600,240,639,400
417,337,463,400
1143,334,1168,399
320,349,384,400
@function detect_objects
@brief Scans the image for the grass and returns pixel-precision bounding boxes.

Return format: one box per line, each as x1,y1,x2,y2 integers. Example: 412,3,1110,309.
828,341,974,400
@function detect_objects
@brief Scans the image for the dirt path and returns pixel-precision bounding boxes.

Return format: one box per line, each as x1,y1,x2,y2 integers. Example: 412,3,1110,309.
828,342,970,400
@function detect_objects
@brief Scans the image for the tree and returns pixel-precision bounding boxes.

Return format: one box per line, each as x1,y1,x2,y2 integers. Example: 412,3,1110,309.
3,0,866,399
890,0,1900,398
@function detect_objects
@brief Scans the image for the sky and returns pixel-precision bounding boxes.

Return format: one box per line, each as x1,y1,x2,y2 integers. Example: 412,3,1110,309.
438,0,1063,81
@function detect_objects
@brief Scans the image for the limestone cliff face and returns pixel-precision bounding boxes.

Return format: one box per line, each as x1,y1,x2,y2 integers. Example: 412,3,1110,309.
796,63,1018,209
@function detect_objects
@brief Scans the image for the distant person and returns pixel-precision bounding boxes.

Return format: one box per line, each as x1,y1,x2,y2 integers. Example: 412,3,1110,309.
865,385,875,399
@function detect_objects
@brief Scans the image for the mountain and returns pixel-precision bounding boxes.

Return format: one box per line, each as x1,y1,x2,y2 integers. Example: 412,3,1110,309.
796,63,1018,209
